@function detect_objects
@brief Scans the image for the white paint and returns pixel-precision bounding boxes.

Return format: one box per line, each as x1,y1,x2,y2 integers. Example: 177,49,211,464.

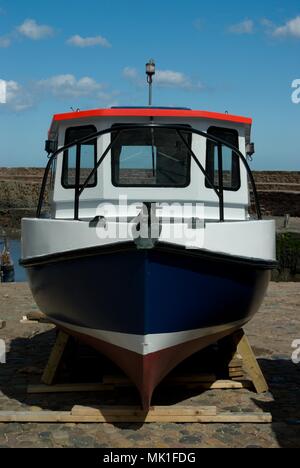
21,217,276,262
50,317,247,355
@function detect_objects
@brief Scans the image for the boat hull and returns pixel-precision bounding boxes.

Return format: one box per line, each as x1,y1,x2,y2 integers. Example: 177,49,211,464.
22,242,273,408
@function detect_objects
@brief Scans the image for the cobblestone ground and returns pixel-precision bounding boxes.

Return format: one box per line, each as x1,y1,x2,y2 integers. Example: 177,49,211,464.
0,282,299,448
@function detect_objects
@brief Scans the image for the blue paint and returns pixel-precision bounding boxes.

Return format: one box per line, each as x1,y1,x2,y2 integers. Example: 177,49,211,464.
27,247,270,335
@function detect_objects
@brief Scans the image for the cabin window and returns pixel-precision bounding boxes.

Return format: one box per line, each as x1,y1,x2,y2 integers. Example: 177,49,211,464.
62,125,97,189
205,126,240,191
111,127,191,187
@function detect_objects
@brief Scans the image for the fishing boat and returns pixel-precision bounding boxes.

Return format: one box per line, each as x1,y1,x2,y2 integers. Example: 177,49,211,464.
20,63,277,409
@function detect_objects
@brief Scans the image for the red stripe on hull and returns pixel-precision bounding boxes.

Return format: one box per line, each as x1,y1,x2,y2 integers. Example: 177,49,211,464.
57,325,240,409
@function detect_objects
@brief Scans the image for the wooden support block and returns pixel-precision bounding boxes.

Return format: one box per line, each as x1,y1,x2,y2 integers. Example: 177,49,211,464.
27,311,48,321
186,379,252,390
0,408,272,423
21,312,52,324
228,363,243,369
20,319,39,324
228,367,243,373
229,371,244,378
41,330,70,385
228,354,243,366
0,320,6,329
232,329,268,393
27,383,115,394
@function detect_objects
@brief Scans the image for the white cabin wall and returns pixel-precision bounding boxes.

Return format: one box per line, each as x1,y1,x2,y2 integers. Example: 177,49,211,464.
51,116,250,221
53,118,105,218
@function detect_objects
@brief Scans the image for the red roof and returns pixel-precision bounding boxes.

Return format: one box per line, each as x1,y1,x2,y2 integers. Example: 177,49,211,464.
52,107,252,125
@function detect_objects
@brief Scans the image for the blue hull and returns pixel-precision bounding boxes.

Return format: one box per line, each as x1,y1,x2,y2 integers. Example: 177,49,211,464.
24,243,272,335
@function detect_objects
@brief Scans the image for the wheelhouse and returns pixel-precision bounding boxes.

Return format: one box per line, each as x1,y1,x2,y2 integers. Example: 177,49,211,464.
42,107,258,223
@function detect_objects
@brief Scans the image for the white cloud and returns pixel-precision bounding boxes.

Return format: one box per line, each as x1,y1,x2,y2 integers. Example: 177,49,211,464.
272,16,300,38
122,67,144,87
123,67,139,80
0,36,11,48
67,34,111,48
36,74,119,104
123,67,204,91
1,80,33,111
228,19,254,34
156,70,202,90
17,19,54,40
1,73,121,112
37,74,105,98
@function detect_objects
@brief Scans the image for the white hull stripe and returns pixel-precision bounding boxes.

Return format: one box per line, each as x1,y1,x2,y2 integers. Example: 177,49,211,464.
51,318,248,355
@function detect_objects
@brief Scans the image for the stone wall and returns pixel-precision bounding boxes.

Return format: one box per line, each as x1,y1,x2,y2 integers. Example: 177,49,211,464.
257,192,300,217
252,171,300,217
0,168,44,233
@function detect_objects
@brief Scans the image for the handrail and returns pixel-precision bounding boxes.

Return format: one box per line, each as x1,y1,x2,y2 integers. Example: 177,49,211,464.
36,124,262,221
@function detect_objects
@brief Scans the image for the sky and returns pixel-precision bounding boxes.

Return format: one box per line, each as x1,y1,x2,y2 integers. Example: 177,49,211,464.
0,0,300,170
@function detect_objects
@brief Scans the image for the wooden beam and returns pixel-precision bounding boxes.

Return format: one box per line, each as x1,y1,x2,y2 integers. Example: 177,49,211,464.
27,383,115,394
233,329,268,393
0,408,272,423
72,405,218,416
41,330,70,385
28,379,253,394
